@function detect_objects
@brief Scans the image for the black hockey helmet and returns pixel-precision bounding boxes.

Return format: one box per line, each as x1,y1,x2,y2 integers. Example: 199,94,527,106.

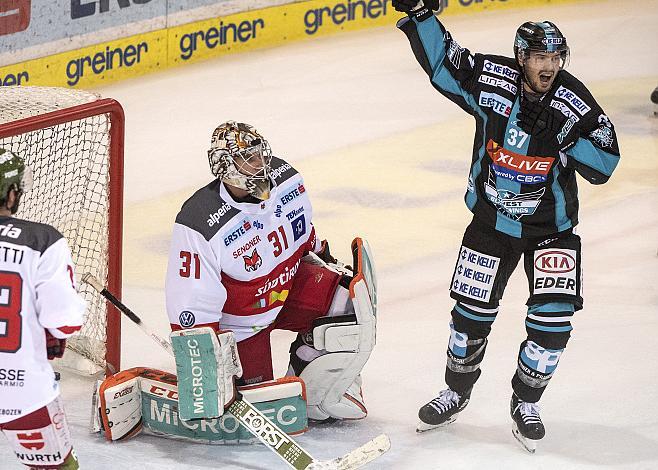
514,21,569,68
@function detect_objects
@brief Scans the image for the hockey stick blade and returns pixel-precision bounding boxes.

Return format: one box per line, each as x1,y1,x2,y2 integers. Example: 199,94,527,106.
82,273,390,469
307,433,391,470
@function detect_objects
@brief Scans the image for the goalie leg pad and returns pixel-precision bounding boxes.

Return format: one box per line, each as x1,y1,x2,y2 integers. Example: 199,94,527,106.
140,372,308,443
95,367,146,441
288,238,377,421
170,327,243,421
95,368,308,444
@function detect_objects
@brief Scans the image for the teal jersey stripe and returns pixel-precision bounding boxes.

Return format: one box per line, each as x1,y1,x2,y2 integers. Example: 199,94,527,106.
525,321,573,332
528,302,575,314
551,164,573,232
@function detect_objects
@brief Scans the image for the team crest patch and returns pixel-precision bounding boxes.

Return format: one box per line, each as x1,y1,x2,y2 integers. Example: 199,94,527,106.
243,249,262,272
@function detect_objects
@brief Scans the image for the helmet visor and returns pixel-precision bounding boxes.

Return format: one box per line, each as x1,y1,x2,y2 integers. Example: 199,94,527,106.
233,141,272,180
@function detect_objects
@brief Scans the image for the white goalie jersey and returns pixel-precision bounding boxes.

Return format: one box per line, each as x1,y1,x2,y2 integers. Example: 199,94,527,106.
0,217,86,424
165,157,320,342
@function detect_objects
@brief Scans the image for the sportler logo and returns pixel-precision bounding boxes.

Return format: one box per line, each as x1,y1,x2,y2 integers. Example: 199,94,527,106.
487,140,554,184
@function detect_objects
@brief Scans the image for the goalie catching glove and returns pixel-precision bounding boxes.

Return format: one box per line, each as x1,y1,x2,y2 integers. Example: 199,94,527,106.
170,327,242,421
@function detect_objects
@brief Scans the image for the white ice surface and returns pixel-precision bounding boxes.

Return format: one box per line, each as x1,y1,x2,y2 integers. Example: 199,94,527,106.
3,0,658,468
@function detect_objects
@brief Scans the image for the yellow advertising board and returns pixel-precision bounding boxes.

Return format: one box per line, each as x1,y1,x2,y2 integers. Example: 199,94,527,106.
0,0,596,89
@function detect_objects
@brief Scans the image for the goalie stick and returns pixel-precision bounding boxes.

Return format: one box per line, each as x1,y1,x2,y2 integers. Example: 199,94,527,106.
82,273,390,470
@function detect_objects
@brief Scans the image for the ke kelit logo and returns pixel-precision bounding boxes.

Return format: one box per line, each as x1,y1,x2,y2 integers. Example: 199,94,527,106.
482,60,519,81
243,249,262,272
17,432,44,450
542,37,563,46
451,246,499,303
252,290,289,309
487,140,554,184
179,311,196,328
555,86,591,116
0,0,30,36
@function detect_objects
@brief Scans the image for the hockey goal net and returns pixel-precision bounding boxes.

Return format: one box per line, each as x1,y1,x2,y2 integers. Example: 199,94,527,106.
0,86,124,375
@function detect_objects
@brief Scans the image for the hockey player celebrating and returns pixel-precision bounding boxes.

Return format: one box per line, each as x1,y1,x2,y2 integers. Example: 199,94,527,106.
392,1,620,452
0,149,86,468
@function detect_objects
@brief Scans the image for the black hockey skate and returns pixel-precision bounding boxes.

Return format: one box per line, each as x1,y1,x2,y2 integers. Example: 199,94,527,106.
652,86,658,116
510,394,545,453
417,388,471,433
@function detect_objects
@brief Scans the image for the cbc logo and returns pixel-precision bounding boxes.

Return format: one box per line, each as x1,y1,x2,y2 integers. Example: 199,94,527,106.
0,0,31,36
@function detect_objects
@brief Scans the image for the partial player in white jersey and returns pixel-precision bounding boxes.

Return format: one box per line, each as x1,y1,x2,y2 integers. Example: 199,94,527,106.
0,149,86,469
165,121,375,423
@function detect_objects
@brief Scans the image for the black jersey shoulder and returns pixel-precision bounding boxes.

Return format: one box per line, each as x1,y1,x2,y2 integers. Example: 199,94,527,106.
269,157,299,186
0,216,64,253
175,179,241,241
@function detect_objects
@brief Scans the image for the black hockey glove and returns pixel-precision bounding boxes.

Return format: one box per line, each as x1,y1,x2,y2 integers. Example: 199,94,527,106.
45,330,66,360
392,0,441,21
518,99,580,152
316,240,338,265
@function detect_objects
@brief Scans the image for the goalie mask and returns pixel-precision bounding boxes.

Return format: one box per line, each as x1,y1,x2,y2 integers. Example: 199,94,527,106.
208,121,273,200
0,148,33,214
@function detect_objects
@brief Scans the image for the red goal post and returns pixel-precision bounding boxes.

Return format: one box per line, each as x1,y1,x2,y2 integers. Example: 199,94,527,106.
0,87,124,375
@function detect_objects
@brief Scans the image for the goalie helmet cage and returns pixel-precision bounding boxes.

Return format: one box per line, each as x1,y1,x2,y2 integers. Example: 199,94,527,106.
0,86,124,376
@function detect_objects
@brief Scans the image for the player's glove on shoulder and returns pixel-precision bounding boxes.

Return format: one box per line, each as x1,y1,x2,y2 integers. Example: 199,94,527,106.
518,98,580,153
392,0,441,21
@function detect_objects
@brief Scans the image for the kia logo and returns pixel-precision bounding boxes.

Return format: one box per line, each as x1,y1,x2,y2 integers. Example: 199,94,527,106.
535,251,575,273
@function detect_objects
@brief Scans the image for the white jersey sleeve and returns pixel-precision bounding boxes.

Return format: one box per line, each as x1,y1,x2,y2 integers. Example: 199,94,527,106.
165,222,226,331
36,238,86,338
